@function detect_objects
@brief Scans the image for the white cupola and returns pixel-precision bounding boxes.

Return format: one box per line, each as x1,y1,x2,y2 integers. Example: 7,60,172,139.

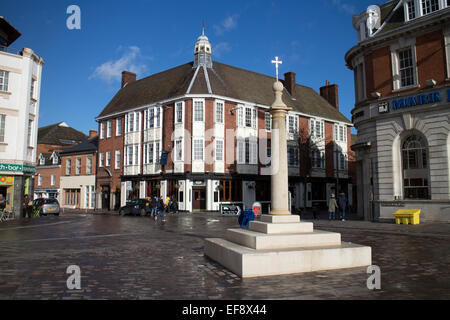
193,25,212,68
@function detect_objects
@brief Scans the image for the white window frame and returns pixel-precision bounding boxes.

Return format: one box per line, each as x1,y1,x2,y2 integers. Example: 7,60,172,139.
334,124,347,143
193,99,205,123
237,105,244,128
311,149,325,169
39,153,45,165
27,120,33,146
310,119,324,140
215,100,224,124
106,152,111,167
75,158,81,175
52,153,59,165
288,146,300,167
149,143,154,164
38,174,42,186
107,120,112,138
215,138,224,162
0,70,9,92
134,145,139,165
116,118,122,136
193,138,204,161
353,56,366,103
115,150,121,169
237,139,245,164
100,122,105,139
99,153,104,168
288,114,299,134
175,101,185,124
155,108,161,128
86,156,92,174
245,107,252,128
390,38,419,92
0,114,5,143
51,175,55,186
444,25,450,80
66,158,72,175
175,139,183,162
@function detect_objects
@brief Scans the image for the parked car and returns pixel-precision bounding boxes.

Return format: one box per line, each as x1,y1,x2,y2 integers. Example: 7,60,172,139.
32,198,60,216
119,199,151,216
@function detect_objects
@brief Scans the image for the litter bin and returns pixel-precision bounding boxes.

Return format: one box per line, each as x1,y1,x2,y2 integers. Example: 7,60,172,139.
238,209,255,229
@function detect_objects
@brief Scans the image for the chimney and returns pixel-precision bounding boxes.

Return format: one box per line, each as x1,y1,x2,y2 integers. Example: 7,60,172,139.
284,72,296,96
121,71,137,88
320,81,339,111
89,130,97,138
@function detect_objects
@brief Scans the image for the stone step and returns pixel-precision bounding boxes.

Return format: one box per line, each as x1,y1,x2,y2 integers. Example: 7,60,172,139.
226,228,341,250
204,238,372,278
249,221,314,234
260,215,301,224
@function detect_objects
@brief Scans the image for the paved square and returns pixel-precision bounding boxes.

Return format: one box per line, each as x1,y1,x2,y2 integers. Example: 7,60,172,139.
0,212,449,300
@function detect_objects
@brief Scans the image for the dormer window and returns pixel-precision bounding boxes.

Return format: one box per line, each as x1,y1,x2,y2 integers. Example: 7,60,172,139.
406,0,417,20
422,0,439,15
52,154,59,165
39,154,45,165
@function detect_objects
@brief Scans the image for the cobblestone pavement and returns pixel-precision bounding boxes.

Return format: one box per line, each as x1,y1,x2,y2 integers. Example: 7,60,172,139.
0,211,449,300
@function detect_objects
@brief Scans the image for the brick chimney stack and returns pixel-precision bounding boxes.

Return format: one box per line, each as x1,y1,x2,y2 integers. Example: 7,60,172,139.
121,71,137,89
320,80,339,111
284,72,296,96
89,130,98,138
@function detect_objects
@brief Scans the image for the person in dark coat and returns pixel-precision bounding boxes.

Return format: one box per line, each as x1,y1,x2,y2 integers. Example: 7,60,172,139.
338,192,347,221
155,196,166,222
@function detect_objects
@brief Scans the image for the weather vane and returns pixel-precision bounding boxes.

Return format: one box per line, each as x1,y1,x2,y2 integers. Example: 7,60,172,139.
271,56,283,82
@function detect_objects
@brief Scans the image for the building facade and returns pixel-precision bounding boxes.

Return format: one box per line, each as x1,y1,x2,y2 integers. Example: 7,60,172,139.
59,135,98,210
346,0,450,221
0,17,44,217
34,122,88,203
96,31,356,213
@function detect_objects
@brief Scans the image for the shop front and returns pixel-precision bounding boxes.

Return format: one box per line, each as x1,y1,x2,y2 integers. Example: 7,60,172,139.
0,163,35,218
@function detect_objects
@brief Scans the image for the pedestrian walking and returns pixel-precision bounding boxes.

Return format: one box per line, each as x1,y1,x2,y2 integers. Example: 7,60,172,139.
338,192,347,221
23,195,33,218
155,196,166,222
328,194,338,220
151,196,158,217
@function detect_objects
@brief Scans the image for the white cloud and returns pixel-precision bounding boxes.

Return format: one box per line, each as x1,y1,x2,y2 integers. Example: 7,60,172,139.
213,42,232,58
331,0,357,15
90,46,148,84
214,14,239,36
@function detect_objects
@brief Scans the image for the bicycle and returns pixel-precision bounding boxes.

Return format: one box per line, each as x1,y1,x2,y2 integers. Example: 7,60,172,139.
0,209,14,222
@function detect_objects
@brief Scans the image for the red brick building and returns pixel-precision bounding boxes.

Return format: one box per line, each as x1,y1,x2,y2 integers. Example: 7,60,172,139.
96,31,356,212
34,122,88,201
59,134,98,210
346,1,450,221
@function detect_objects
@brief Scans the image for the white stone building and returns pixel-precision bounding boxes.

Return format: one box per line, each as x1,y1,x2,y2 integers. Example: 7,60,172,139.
0,17,44,217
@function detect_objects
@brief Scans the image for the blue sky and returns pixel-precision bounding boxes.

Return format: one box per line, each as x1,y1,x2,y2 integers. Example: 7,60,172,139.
1,0,377,135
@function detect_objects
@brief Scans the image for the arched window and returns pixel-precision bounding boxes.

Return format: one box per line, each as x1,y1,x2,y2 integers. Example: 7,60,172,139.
402,135,430,199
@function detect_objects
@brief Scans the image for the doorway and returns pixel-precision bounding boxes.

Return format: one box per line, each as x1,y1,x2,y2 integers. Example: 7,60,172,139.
192,188,206,211
101,185,110,211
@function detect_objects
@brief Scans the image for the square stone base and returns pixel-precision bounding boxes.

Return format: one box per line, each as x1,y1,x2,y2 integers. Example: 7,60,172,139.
204,215,372,278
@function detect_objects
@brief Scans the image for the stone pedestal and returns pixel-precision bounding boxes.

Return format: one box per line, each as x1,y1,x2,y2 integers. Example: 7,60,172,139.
204,79,371,278
204,215,371,278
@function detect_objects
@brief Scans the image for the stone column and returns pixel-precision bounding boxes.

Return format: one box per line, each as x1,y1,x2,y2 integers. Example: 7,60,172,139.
269,81,292,216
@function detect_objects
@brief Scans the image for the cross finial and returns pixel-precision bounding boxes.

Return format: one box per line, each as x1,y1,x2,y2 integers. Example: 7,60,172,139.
271,56,283,82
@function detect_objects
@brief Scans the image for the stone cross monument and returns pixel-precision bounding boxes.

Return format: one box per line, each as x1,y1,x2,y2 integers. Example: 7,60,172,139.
204,57,372,278
269,58,292,216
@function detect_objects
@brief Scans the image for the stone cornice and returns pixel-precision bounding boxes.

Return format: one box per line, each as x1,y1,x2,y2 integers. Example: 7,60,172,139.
345,9,450,69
